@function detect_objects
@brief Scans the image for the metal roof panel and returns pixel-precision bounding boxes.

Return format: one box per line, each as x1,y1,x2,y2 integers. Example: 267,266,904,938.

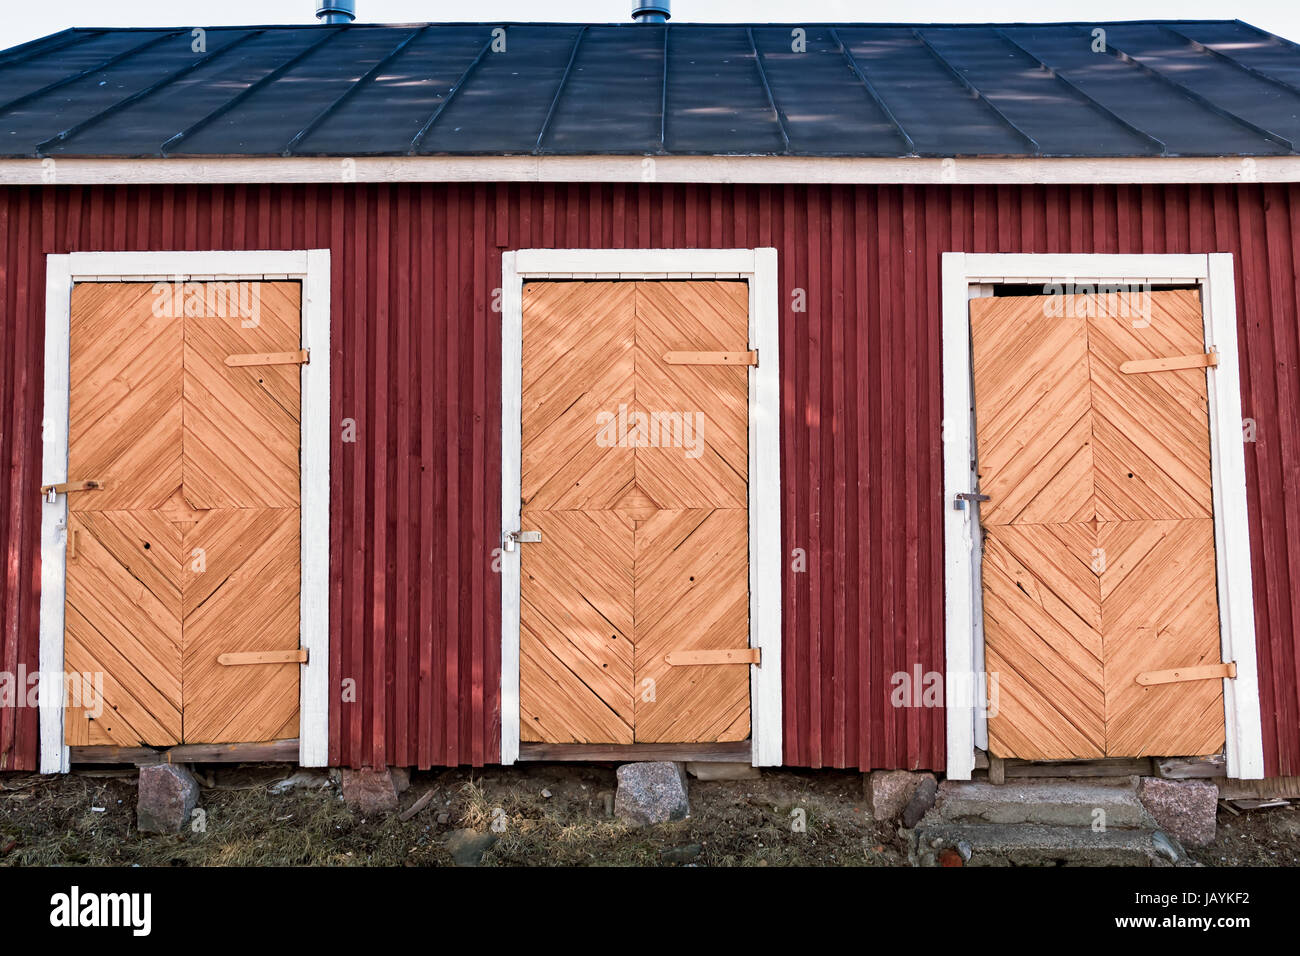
2,20,1297,158
1001,25,1288,156
415,24,583,154
753,26,913,156
836,27,1032,155
917,27,1163,156
291,25,497,155
663,26,786,153
539,25,665,153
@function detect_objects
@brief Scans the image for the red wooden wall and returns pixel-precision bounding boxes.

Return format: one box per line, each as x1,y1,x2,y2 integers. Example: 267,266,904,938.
1,182,1298,775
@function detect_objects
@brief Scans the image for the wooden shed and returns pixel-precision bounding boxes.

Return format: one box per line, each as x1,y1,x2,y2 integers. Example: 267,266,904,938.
0,17,1298,785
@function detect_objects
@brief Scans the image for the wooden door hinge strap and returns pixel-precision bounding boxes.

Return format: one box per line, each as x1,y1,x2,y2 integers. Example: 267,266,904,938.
666,648,761,666
218,649,309,666
1120,351,1218,374
663,350,758,367
40,480,105,501
1136,661,1236,686
225,349,310,368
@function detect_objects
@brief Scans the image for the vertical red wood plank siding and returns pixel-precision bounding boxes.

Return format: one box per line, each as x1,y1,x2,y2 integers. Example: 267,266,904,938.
0,183,1298,775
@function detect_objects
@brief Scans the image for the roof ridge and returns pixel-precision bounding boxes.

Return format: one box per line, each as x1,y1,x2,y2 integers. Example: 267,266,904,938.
31,19,1252,33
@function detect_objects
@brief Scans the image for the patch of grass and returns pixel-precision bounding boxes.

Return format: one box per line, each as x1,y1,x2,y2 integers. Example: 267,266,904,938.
0,766,909,867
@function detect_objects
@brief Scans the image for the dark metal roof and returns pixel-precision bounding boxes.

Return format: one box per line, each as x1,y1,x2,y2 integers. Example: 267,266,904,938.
2,19,1299,158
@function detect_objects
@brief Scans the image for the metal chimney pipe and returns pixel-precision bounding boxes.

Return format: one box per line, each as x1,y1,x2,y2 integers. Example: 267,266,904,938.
631,0,670,23
316,0,356,23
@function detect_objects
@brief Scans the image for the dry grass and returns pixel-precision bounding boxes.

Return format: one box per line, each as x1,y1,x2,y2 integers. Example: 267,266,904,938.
3,765,1293,866
0,771,444,867
0,765,905,867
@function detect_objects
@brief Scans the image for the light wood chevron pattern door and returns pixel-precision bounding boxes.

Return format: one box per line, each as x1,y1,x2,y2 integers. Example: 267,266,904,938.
971,289,1226,760
182,508,301,743
64,284,185,745
183,282,302,510
631,283,750,743
519,280,752,744
64,511,184,745
64,281,303,747
980,523,1105,760
178,282,302,744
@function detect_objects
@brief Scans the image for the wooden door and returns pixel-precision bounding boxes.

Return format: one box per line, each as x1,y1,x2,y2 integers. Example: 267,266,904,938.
519,281,752,744
971,288,1226,759
64,284,184,745
179,282,302,744
64,281,302,747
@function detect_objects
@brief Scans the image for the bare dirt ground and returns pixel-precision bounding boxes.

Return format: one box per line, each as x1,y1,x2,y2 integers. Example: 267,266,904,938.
1186,803,1300,866
0,765,907,867
0,765,1294,866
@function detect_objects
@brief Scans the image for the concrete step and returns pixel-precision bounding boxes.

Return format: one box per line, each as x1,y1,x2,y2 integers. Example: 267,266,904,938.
927,778,1155,829
911,822,1190,867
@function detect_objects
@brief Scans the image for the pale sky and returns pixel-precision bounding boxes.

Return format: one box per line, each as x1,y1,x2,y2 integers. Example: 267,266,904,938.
3,0,1298,50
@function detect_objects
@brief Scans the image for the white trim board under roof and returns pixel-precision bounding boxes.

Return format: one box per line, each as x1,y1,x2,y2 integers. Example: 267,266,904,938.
2,156,1300,186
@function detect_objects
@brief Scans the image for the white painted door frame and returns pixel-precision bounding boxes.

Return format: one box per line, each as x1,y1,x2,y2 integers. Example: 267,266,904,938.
942,252,1265,780
39,250,332,773
499,248,783,767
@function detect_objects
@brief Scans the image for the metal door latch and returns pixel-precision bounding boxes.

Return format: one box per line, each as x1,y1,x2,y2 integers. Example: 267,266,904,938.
502,530,542,552
953,492,990,511
41,480,105,503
